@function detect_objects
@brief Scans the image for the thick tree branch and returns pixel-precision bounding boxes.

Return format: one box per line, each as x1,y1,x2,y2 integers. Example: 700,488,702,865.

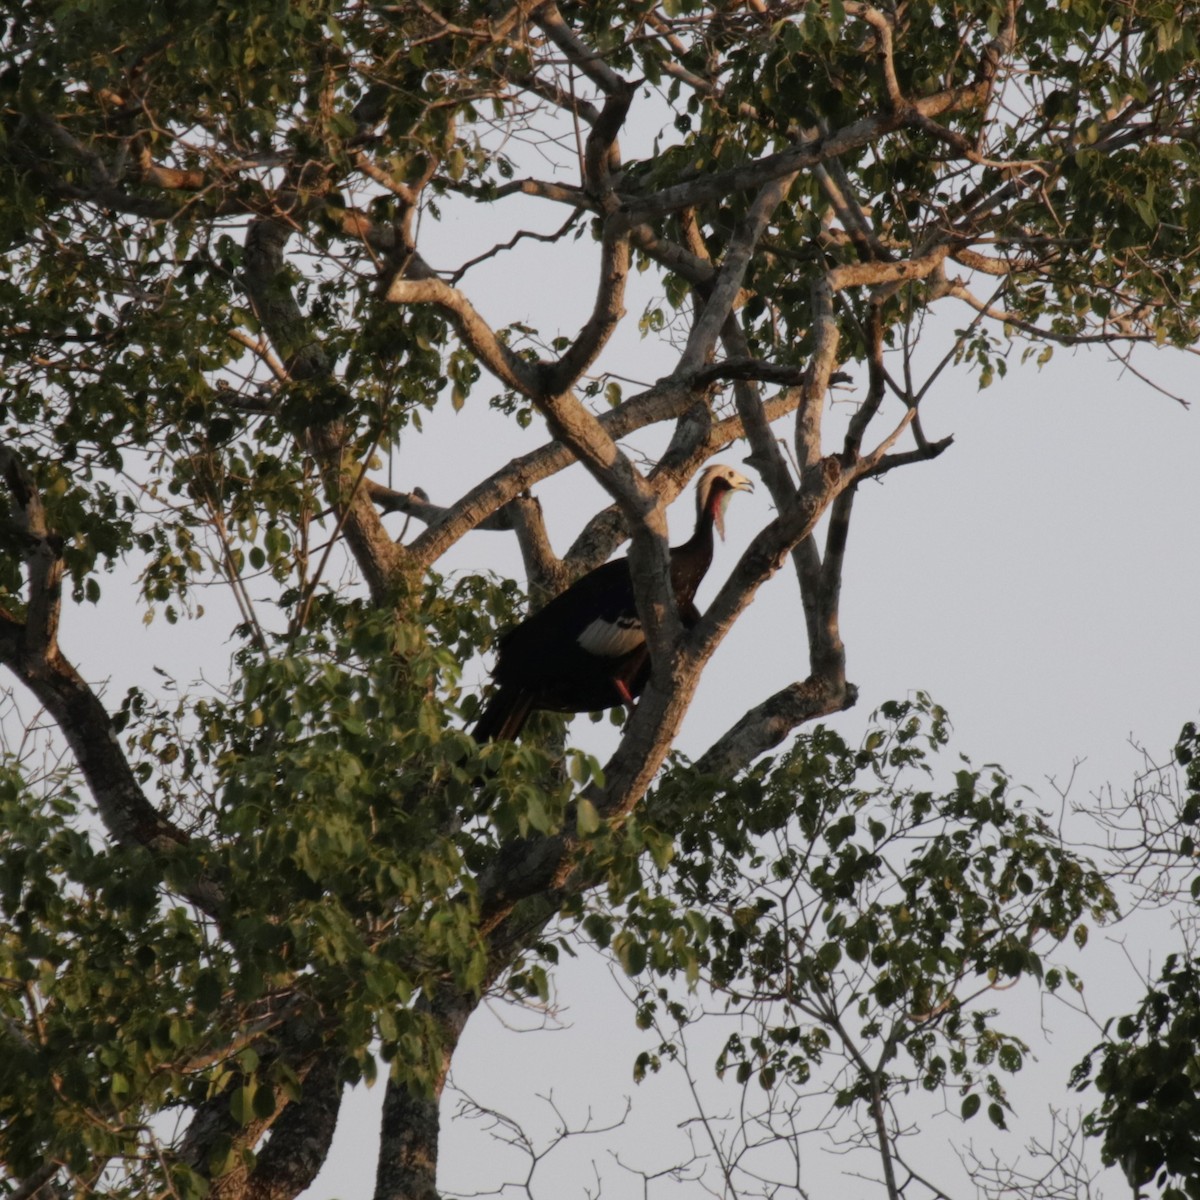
677,173,799,377
374,992,472,1200
0,611,194,857
539,212,631,395
0,447,63,660
10,1162,61,1200
813,157,888,264
796,276,838,471
828,242,952,293
582,83,633,194
244,1052,342,1200
507,492,571,599
404,377,710,566
0,447,211,898
242,218,410,604
691,675,860,781
617,82,997,225
534,3,628,96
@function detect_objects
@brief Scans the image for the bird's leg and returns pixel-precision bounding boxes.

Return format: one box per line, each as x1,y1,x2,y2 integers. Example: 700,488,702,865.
615,678,637,716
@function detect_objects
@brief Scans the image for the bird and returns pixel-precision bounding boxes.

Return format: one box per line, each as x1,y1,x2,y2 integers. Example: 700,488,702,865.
472,464,754,742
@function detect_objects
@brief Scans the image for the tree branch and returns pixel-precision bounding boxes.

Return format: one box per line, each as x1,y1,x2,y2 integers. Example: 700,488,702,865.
384,275,540,395
0,447,211,899
617,81,996,225
534,3,629,96
242,218,410,605
691,675,860,781
676,172,799,377
0,446,63,661
244,1052,342,1200
374,992,471,1200
507,492,571,600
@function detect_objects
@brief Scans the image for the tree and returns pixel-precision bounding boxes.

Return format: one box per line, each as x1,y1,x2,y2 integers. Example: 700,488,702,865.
1068,720,1200,1200
1,2,1198,1198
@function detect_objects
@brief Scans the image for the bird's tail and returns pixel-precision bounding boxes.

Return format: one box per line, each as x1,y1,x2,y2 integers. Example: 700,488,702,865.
471,684,534,743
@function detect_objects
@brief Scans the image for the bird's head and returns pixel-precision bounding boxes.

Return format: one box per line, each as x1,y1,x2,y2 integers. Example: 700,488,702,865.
696,463,754,540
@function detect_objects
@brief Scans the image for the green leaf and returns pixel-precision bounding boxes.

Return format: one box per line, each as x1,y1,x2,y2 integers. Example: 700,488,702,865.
194,969,223,1014
252,1084,276,1121
576,797,601,835
230,1084,255,1126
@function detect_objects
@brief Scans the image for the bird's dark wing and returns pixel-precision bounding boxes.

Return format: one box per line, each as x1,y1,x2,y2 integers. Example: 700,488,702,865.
495,558,639,670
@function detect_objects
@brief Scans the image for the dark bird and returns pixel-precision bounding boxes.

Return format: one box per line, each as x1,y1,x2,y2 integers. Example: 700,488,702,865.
472,464,754,742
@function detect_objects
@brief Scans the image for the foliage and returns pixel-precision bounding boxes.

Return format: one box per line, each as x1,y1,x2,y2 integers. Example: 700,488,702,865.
1076,953,1200,1200
1070,719,1200,1200
1,691,1116,1196
608,699,1115,1155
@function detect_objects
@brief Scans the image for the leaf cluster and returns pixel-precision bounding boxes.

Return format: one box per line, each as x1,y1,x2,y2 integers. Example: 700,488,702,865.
590,698,1115,1131
1070,717,1200,1199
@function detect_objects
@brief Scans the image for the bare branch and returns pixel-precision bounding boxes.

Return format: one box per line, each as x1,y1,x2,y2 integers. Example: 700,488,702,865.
447,211,582,285
691,675,860,780
243,218,410,604
676,172,800,377
384,275,540,395
534,4,629,96
10,1162,62,1200
0,447,219,909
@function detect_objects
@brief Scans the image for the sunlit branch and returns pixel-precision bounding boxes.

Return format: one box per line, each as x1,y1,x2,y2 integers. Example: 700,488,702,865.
797,276,838,470
507,492,571,599
692,675,860,781
619,82,996,224
243,219,411,603
844,3,904,111
404,376,709,567
677,172,799,377
828,243,952,294
385,275,539,394
535,3,629,96
228,330,290,381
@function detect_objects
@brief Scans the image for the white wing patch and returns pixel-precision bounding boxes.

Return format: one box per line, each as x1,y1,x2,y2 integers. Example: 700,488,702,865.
577,613,644,657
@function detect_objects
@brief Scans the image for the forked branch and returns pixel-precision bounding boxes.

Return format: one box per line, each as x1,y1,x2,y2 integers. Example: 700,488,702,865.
0,446,217,909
